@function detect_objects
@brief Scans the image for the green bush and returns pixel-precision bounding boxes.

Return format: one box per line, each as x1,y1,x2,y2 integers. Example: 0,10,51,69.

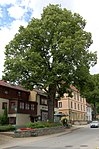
0,124,16,132
26,121,62,129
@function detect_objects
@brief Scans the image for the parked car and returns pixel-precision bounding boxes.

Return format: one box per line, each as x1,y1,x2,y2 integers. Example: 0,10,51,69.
90,121,99,128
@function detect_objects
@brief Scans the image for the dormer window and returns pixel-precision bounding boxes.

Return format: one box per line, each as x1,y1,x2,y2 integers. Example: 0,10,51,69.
18,91,21,96
4,90,8,94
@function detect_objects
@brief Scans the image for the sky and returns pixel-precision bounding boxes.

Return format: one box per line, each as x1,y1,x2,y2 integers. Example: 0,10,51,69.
0,0,99,79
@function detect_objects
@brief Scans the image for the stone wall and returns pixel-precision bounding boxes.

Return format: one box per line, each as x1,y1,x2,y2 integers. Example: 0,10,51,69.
74,121,87,125
14,126,66,138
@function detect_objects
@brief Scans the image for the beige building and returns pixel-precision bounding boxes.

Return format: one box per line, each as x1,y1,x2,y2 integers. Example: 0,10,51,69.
58,85,87,123
86,103,92,122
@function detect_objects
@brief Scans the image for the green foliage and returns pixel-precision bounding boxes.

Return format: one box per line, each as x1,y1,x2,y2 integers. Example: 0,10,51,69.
81,74,99,119
3,4,97,89
26,122,62,129
82,74,99,103
0,108,8,125
0,124,16,132
96,106,99,114
2,4,97,121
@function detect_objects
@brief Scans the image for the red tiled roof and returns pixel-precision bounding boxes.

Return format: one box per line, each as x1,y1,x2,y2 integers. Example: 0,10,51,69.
0,80,29,92
86,102,91,107
70,85,79,92
33,88,47,96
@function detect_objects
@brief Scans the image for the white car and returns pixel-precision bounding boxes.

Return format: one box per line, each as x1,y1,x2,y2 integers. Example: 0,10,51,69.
90,121,99,128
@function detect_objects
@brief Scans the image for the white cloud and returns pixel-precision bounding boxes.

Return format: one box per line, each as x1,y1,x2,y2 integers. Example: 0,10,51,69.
29,0,75,18
10,19,28,32
0,0,17,5
73,0,99,74
0,20,28,50
20,0,32,8
0,27,10,79
0,8,3,17
0,0,32,79
0,19,28,79
8,5,25,19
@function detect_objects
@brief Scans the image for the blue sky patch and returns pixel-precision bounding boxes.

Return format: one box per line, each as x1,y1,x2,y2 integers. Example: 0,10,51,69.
23,8,33,22
0,3,33,28
0,4,15,27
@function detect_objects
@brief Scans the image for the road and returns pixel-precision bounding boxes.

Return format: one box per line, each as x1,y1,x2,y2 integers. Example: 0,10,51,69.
1,125,99,149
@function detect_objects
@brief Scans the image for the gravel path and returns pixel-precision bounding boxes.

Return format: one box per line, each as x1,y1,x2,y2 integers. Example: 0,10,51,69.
0,134,13,145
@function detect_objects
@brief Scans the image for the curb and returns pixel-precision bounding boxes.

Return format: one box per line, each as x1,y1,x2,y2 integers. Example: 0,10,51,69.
0,126,81,138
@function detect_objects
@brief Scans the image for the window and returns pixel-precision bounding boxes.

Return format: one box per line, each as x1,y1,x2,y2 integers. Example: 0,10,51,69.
25,103,29,110
31,104,34,110
77,93,80,101
58,102,62,108
80,96,82,102
81,105,82,111
84,106,85,111
74,103,76,109
18,91,21,96
71,101,73,108
2,102,7,109
82,98,84,103
78,104,79,110
20,102,24,109
10,102,16,110
9,117,16,124
74,92,76,99
40,98,47,105
4,90,8,94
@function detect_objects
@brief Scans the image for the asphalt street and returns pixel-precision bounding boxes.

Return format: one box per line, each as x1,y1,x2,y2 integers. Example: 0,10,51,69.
1,125,99,149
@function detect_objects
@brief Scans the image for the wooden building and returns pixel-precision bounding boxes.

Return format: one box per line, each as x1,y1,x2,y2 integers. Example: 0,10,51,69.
0,80,37,126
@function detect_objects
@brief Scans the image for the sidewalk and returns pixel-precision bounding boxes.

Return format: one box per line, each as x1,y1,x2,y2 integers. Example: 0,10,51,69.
0,125,86,149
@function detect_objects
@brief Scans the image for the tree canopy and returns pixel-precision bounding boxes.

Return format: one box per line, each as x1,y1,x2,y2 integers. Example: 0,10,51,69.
82,74,99,119
3,4,97,121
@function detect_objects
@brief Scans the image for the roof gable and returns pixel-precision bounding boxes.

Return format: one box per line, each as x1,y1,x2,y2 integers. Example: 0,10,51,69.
0,80,29,93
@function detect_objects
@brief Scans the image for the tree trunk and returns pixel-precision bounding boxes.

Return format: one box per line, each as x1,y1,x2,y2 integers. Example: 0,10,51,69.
48,84,56,122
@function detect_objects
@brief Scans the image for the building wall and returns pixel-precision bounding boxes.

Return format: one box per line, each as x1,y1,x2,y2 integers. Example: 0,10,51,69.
0,86,29,101
29,90,40,115
16,113,30,126
0,83,38,126
8,99,37,115
29,91,37,101
29,90,48,121
86,106,92,121
0,98,9,115
36,94,48,114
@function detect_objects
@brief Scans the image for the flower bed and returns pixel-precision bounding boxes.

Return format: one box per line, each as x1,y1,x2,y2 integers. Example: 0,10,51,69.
19,128,34,131
14,126,66,138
